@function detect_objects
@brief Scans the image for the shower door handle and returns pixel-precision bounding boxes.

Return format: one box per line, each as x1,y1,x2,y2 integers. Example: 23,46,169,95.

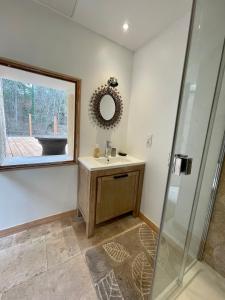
172,154,193,176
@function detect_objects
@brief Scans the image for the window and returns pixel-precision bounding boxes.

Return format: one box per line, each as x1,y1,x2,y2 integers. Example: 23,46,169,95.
0,58,80,170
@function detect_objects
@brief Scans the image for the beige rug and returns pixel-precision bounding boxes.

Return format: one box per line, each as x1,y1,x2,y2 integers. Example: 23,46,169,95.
85,223,158,300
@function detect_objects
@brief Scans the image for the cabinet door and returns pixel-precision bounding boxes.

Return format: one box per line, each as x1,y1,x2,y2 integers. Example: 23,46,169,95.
96,171,139,224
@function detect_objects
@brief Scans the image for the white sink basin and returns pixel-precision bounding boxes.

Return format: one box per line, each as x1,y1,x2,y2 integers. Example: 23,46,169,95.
78,155,144,171
95,156,131,165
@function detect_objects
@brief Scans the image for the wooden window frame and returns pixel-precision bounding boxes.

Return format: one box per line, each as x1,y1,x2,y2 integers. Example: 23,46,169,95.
0,57,81,171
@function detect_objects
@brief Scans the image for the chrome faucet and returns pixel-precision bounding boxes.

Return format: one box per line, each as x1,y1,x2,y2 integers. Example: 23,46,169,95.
105,140,112,161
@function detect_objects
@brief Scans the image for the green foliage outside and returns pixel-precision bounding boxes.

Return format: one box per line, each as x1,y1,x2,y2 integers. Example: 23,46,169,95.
2,79,67,137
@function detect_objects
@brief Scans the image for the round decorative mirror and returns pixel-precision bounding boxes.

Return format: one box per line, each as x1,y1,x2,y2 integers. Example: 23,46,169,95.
89,78,123,129
99,95,116,120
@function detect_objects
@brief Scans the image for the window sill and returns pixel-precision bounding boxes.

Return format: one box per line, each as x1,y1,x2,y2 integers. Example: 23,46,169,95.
0,155,77,171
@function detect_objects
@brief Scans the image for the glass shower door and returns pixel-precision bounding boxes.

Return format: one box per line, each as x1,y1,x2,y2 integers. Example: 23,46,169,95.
152,0,225,298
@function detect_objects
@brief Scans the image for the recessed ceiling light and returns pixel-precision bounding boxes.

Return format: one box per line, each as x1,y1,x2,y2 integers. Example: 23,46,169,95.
122,22,129,32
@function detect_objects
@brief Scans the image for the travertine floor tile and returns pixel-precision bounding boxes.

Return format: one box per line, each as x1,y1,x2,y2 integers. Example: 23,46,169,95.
2,255,97,300
0,237,47,292
47,255,97,299
0,214,142,299
1,271,48,300
46,227,81,269
0,235,14,251
13,217,72,246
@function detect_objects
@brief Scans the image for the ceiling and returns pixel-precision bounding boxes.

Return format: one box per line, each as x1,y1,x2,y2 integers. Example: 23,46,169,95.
34,0,191,51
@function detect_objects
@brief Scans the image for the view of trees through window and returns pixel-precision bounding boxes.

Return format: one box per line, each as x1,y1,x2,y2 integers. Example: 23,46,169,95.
3,79,68,137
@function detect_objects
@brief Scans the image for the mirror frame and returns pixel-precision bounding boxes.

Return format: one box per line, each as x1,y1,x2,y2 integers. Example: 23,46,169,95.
89,84,123,129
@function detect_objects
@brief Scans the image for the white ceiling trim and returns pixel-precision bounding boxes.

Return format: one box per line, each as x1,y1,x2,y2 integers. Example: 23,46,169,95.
33,0,78,18
70,0,78,18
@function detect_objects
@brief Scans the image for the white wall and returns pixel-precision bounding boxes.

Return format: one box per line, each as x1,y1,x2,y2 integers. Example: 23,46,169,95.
0,0,133,230
127,15,191,226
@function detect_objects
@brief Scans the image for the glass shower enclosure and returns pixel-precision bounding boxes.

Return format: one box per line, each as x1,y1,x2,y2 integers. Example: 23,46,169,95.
151,0,225,298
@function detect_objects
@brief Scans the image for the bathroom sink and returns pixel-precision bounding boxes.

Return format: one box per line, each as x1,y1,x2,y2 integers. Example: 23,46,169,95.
95,156,131,165
78,155,144,171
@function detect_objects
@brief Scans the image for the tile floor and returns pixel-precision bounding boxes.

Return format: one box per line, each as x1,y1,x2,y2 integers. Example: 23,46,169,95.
1,215,224,300
156,262,225,300
0,214,142,300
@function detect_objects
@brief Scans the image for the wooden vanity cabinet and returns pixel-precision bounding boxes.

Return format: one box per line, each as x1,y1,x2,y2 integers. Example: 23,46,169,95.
96,171,139,224
77,162,145,238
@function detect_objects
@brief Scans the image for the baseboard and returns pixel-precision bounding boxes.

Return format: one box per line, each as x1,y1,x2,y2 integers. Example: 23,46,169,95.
139,212,159,233
0,209,76,238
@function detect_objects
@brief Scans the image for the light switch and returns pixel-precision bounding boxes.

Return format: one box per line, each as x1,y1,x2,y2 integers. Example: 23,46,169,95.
146,134,153,148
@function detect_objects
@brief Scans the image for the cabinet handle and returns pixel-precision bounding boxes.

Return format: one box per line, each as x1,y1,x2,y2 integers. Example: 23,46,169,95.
113,174,128,179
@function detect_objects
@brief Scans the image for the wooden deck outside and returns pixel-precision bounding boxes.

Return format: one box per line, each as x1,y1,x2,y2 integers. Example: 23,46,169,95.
6,137,42,157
